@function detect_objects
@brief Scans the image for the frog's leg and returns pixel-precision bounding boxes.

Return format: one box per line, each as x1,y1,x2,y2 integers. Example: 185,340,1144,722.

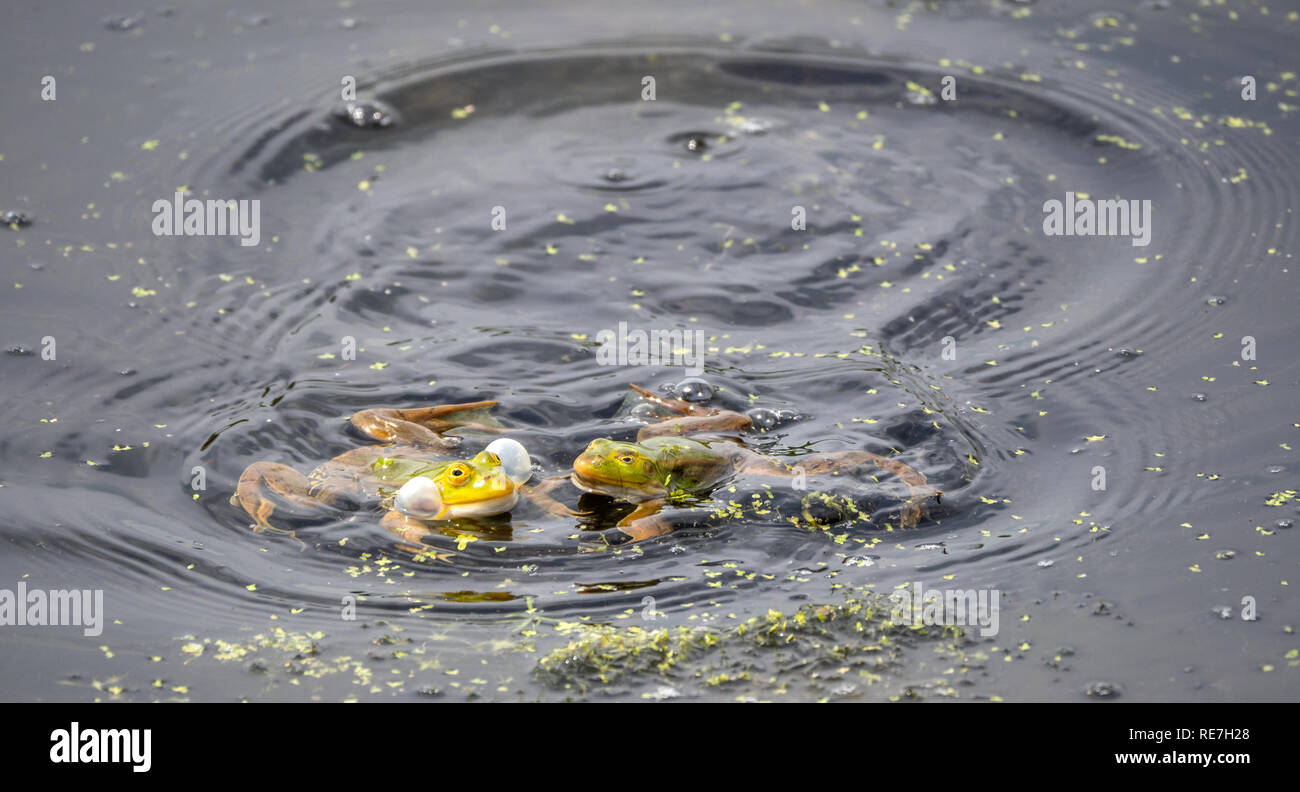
739,451,940,528
522,474,589,518
231,461,358,532
379,510,456,563
578,498,673,552
615,498,674,543
628,384,753,439
350,400,503,450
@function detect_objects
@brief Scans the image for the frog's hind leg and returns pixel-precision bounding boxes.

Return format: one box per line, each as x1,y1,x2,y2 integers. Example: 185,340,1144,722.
741,451,940,529
628,384,753,439
803,451,939,528
350,400,503,450
231,461,354,534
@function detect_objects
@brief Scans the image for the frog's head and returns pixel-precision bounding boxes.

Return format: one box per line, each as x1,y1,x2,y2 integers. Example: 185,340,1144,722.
571,438,664,498
395,438,532,520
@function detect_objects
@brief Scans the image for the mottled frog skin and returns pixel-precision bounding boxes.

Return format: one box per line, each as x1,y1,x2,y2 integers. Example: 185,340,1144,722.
560,385,938,546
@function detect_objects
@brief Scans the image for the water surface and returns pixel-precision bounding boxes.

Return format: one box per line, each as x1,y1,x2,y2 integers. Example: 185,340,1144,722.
1,0,1297,701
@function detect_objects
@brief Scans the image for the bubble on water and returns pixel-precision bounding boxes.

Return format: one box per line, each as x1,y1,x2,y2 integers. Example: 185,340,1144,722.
520,563,539,576
29,262,43,270
119,368,136,376
1084,681,1122,698
842,554,879,567
746,408,779,431
1205,295,1227,306
905,90,938,106
675,377,713,402
336,101,396,129
1215,550,1236,560
628,402,659,422
1212,605,1233,619
1192,393,1208,402
1114,347,1141,359
603,168,630,183
6,346,34,356
1266,465,1284,474
1275,519,1293,530
1057,646,1076,656
2,210,33,228
737,118,772,135
669,132,714,154
1037,559,1054,568
338,16,361,29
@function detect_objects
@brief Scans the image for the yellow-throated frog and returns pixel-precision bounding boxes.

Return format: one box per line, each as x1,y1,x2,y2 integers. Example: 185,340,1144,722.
230,400,576,550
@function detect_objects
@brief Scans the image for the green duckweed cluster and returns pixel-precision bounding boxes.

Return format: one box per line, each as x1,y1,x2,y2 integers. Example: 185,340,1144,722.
534,591,970,698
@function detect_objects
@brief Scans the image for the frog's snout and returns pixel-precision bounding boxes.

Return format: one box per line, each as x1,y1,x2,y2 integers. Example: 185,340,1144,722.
394,476,445,520
572,451,601,479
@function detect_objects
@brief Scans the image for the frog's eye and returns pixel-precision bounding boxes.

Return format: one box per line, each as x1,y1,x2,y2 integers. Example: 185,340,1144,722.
619,455,635,465
446,465,470,485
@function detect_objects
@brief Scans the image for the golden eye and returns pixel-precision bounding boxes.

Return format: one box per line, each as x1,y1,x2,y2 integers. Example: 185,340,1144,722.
619,456,634,464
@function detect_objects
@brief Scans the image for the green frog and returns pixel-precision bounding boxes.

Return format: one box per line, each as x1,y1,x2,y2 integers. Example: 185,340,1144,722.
229,401,575,550
564,384,938,545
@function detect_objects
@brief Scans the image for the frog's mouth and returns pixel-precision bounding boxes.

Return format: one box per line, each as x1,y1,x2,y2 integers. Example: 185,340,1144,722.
442,490,519,519
570,468,659,502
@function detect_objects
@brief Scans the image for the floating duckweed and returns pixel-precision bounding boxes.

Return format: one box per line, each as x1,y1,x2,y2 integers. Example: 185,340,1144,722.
534,592,964,693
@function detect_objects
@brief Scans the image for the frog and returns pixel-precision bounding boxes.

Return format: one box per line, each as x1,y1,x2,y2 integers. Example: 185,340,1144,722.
562,384,939,545
229,400,576,551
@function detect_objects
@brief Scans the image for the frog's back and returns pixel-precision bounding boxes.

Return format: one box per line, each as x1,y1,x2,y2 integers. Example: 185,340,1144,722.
641,436,737,492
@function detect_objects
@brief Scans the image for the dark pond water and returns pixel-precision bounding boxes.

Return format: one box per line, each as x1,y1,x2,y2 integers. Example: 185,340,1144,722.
1,0,1297,701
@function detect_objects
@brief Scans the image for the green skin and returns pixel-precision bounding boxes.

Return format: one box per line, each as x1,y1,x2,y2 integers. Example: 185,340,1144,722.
565,388,937,545
572,436,741,500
